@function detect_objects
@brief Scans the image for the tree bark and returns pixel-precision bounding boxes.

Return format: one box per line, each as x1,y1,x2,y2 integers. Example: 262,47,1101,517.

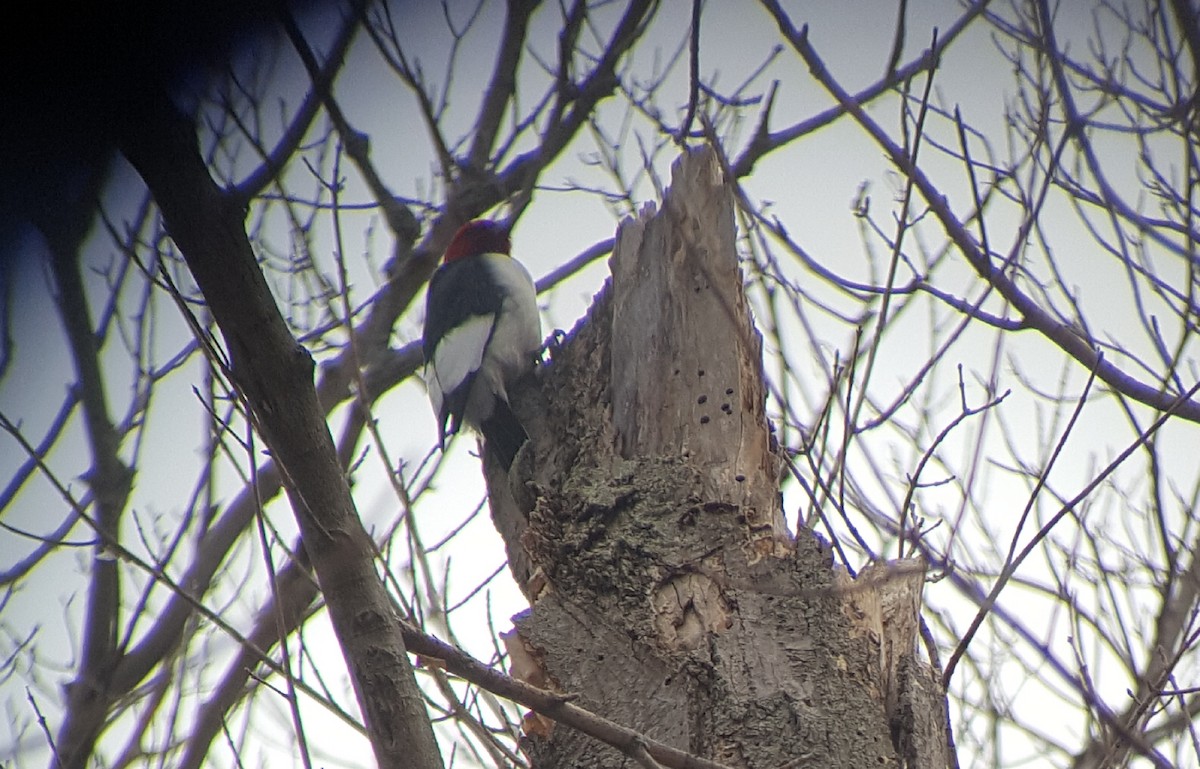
40,165,133,769
115,89,443,769
491,146,950,768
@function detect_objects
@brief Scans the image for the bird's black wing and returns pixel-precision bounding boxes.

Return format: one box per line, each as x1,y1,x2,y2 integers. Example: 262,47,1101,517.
423,257,505,439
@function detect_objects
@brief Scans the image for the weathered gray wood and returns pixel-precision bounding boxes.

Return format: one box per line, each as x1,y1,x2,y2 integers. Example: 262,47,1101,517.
488,145,951,769
607,152,780,528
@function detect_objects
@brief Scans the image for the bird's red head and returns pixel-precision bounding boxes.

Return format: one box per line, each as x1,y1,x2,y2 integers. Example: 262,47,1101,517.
444,220,512,263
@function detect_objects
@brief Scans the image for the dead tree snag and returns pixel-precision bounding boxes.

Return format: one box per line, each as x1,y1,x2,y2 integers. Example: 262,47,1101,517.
489,146,949,769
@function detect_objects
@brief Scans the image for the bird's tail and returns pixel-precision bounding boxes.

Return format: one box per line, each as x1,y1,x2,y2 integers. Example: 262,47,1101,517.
480,398,529,470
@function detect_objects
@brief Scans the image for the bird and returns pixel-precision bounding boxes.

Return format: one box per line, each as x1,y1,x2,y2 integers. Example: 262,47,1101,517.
422,219,542,469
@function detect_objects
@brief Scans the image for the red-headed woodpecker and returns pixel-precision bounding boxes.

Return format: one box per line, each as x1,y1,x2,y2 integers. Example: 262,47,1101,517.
422,220,541,468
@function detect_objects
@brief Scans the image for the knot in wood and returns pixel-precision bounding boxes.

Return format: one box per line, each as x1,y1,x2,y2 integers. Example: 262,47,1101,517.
651,572,730,651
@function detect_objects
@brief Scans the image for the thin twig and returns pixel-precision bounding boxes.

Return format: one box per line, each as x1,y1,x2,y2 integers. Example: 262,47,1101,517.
677,0,702,144
27,688,63,769
942,376,1200,689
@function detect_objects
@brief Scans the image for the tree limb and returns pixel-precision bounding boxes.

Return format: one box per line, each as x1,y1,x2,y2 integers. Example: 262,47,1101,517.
114,85,444,769
762,0,1200,422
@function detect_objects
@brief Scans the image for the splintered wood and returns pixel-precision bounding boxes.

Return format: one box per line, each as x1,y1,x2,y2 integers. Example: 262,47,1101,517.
836,560,935,729
609,147,785,543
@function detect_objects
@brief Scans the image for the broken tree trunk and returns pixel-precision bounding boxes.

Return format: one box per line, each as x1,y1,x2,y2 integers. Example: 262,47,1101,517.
489,145,951,769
